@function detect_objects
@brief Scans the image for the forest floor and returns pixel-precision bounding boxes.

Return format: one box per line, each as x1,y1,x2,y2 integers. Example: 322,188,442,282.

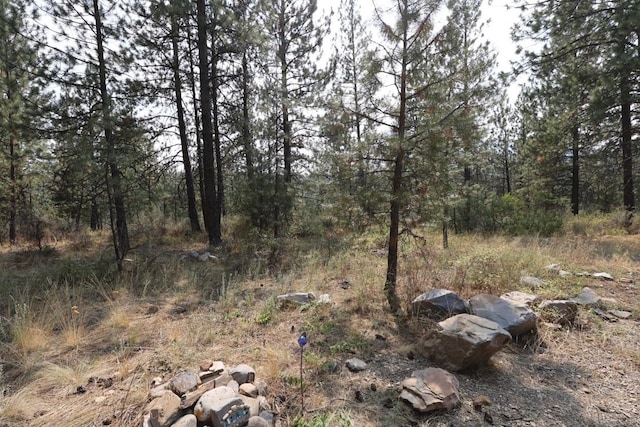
0,227,639,427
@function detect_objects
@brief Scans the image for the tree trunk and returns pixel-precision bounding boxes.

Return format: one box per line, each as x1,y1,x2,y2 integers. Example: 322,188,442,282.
196,0,221,245
171,15,201,232
241,49,254,180
211,52,224,224
384,24,408,315
571,123,580,215
93,0,128,270
278,0,292,184
9,133,16,245
186,26,206,223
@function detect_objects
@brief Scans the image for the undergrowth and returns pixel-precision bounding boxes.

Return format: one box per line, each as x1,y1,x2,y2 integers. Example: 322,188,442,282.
0,212,637,426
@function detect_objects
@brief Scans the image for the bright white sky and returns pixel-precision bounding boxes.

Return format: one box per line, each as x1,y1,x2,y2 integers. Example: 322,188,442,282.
321,0,521,73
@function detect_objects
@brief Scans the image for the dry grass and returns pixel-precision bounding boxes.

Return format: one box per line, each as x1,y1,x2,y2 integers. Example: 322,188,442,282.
0,219,639,426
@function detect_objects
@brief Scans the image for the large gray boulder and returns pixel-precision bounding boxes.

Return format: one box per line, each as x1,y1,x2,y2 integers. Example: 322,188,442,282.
412,289,468,320
418,314,511,371
400,368,460,413
469,294,538,337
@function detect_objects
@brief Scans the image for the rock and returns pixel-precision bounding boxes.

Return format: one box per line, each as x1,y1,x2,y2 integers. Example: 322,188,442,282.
545,264,560,271
240,383,259,398
418,314,511,371
257,380,268,396
172,414,197,427
276,292,316,306
500,291,538,307
194,386,236,422
570,287,601,307
594,308,617,322
257,396,270,412
558,270,572,277
520,276,546,288
247,416,270,427
412,289,468,320
593,272,614,281
199,360,213,371
469,294,538,337
169,371,200,396
150,382,169,398
400,368,460,413
198,251,213,262
230,364,256,384
146,390,181,427
326,359,342,373
608,309,633,319
210,361,226,374
239,395,260,416
345,358,367,372
538,300,578,325
227,380,240,394
259,411,276,426
317,294,331,304
211,398,250,427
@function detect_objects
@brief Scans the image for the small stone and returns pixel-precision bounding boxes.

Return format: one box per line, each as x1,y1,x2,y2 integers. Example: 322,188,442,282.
355,390,364,402
199,360,213,371
247,416,269,427
257,380,268,396
593,272,614,281
240,383,259,398
370,383,377,392
209,361,226,374
94,396,107,404
520,276,546,288
169,371,200,395
276,292,316,306
227,380,240,394
172,414,197,427
345,358,367,372
230,364,256,384
317,294,331,304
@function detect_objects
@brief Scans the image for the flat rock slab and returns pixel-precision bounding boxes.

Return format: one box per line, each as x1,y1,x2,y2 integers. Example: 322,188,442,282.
608,309,633,319
570,287,601,307
500,291,538,307
538,300,578,325
400,367,460,413
412,289,468,320
521,275,546,288
593,272,614,281
418,314,511,372
470,294,538,337
276,292,316,306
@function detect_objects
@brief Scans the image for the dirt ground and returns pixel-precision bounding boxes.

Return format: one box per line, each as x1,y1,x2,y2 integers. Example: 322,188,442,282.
1,243,639,427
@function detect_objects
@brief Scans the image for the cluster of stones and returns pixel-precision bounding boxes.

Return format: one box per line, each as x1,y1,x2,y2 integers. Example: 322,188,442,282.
400,270,634,413
143,361,273,427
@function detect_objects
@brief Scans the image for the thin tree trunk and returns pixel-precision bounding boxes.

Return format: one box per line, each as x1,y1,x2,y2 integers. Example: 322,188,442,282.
384,23,408,315
186,27,205,219
241,49,254,180
93,0,128,270
171,15,201,232
571,123,580,215
196,0,221,245
278,0,292,184
211,52,224,225
9,133,16,245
